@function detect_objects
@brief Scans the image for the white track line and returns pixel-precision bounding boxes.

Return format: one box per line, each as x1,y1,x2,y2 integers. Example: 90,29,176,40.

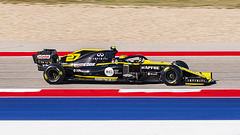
0,89,41,92
0,89,203,93
119,89,202,93
0,121,239,135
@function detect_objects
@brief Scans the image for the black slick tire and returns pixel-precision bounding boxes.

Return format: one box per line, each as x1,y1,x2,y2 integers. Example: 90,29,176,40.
43,64,65,84
161,65,183,85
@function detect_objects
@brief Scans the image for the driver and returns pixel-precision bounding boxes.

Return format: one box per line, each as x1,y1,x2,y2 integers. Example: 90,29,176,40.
118,55,131,63
119,55,127,59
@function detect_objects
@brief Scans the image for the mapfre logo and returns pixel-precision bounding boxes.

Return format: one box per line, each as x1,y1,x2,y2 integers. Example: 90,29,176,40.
141,66,160,70
97,53,104,57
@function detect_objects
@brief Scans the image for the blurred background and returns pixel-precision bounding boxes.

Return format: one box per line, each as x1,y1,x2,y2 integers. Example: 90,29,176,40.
1,1,240,135
0,0,240,43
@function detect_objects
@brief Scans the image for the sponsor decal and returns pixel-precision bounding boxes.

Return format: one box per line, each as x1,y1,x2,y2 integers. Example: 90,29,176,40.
141,66,160,70
104,67,114,77
114,69,122,74
66,53,81,62
74,63,95,67
93,53,109,61
37,55,50,59
73,69,90,73
59,71,63,75
147,72,158,76
164,67,170,72
44,73,48,79
93,57,108,61
95,78,117,82
97,53,104,57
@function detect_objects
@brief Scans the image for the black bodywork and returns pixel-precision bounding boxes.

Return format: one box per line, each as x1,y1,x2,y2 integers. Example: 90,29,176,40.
32,47,215,85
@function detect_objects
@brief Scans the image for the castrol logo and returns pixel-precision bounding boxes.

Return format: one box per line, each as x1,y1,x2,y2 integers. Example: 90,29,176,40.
37,55,50,59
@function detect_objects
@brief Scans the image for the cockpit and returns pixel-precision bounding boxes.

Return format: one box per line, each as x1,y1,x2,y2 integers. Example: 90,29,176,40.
117,55,148,63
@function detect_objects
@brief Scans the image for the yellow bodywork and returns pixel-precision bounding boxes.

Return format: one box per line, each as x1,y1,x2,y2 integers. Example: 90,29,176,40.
66,53,81,62
62,49,106,58
185,83,205,86
60,53,212,85
142,60,172,66
142,60,212,85
74,75,118,80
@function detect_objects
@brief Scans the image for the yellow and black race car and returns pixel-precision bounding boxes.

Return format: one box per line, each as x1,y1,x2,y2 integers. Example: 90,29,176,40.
32,46,215,85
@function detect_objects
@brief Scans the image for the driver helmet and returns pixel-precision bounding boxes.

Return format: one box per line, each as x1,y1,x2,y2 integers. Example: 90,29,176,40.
119,55,127,59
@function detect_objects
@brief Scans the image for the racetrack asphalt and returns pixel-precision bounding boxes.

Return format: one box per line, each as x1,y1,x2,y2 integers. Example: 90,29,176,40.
0,41,239,89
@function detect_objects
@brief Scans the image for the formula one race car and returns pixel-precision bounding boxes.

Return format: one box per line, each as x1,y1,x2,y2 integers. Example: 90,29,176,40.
32,46,215,85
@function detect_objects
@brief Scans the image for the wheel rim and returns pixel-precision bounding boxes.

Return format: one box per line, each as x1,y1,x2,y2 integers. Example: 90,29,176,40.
166,70,177,82
48,69,60,81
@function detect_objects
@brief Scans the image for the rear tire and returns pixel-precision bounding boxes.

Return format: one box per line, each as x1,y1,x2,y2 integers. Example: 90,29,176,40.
43,64,65,84
172,60,189,69
161,65,183,85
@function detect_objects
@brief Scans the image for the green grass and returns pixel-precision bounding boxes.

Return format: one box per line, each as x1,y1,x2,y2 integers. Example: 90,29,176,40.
1,0,240,8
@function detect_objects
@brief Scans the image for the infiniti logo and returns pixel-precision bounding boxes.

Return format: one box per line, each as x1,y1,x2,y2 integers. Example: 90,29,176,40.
97,53,104,57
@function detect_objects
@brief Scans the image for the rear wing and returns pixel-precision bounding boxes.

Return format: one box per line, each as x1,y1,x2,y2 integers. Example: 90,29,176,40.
32,49,59,71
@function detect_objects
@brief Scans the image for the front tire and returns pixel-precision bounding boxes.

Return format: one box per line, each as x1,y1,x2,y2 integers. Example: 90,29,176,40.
172,60,189,69
161,65,183,85
43,64,65,84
